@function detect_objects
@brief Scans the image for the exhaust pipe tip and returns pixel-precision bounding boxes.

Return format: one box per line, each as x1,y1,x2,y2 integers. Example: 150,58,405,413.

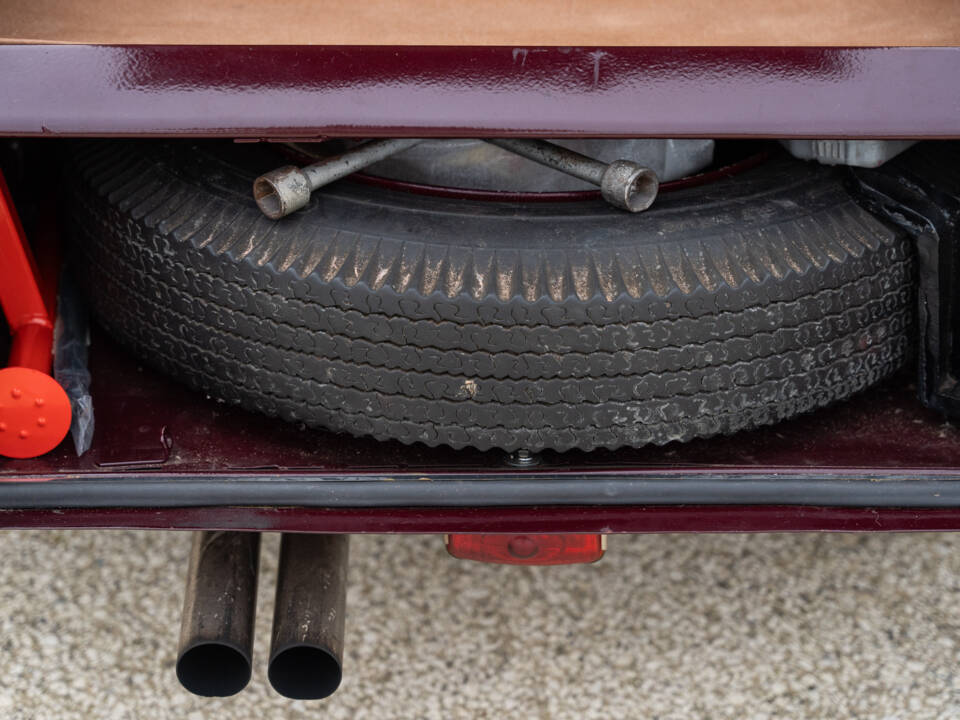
268,533,349,700
268,644,343,700
176,641,253,698
176,531,261,698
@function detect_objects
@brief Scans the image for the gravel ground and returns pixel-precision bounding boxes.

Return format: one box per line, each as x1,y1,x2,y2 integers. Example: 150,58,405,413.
2,530,960,719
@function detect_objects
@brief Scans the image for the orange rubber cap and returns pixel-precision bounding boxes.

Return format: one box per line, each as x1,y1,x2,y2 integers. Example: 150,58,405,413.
0,367,71,459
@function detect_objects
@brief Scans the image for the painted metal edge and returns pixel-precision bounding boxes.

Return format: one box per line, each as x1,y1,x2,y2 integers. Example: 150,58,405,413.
0,45,958,137
4,504,960,533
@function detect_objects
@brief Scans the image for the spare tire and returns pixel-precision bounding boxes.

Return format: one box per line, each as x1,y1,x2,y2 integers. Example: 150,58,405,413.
68,140,913,452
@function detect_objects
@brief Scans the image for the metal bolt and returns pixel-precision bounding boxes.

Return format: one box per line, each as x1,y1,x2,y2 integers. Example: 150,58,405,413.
506,448,541,468
484,138,659,212
254,138,424,219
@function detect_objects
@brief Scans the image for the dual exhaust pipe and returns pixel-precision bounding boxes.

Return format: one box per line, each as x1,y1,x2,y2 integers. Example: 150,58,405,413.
176,531,349,700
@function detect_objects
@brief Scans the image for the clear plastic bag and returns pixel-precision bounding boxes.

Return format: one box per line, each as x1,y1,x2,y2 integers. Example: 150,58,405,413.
54,269,94,456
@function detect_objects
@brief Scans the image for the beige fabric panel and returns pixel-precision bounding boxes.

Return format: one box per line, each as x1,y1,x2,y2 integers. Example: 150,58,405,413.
1,0,959,46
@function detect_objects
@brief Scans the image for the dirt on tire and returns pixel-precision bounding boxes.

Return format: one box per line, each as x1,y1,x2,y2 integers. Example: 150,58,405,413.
68,140,914,451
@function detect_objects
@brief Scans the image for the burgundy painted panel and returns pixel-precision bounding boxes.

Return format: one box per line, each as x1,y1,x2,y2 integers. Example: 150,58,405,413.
0,45,958,138
5,505,960,534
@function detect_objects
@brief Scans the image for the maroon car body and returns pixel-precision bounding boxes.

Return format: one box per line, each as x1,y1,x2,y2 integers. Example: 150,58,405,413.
1,43,960,535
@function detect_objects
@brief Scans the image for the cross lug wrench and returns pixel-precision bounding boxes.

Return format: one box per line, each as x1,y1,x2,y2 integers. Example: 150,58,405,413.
485,138,660,212
254,138,423,219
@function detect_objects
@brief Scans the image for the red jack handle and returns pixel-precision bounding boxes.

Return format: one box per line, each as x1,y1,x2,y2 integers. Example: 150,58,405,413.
0,169,71,459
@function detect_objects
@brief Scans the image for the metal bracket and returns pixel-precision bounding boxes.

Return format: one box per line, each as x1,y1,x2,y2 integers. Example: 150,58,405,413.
849,143,960,418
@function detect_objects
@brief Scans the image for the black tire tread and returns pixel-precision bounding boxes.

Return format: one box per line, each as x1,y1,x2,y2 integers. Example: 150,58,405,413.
68,140,914,451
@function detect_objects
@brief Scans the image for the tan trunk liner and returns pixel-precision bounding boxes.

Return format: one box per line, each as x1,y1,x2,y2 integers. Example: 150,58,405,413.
2,0,958,46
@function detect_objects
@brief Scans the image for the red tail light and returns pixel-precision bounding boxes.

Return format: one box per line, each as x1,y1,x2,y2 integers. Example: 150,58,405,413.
445,533,605,565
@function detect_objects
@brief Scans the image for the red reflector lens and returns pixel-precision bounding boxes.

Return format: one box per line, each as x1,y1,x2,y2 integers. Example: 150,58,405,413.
445,534,605,565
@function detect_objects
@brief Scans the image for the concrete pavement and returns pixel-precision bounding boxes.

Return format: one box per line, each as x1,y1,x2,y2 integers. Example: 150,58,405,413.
2,530,959,719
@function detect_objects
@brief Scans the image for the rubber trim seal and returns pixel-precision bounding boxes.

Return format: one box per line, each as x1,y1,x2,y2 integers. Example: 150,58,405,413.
2,473,960,509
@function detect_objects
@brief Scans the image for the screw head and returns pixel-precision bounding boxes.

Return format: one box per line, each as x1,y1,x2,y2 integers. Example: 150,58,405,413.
507,536,540,559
